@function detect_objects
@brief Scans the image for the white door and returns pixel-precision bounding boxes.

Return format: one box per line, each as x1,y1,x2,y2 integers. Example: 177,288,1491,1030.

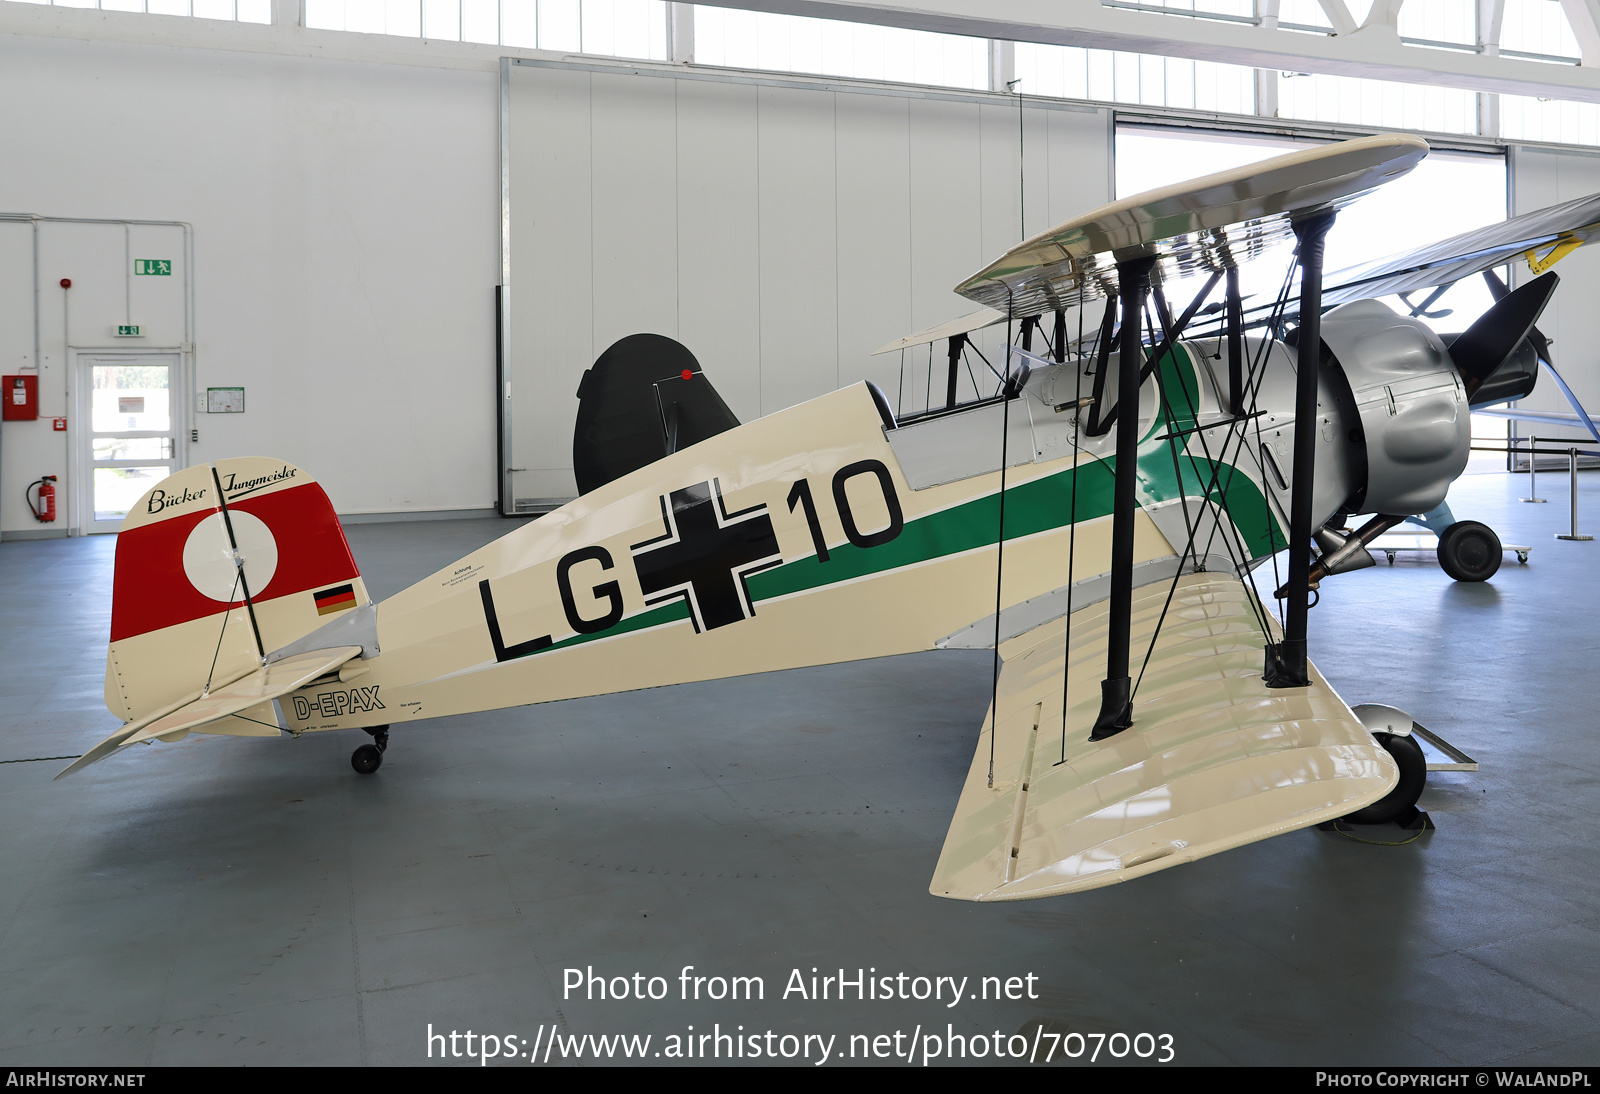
78,354,181,534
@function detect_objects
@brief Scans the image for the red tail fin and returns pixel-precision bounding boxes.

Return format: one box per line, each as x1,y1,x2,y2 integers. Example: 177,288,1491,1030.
107,458,370,722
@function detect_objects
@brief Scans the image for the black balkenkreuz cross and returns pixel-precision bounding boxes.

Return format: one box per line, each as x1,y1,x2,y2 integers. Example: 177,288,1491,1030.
630,479,782,632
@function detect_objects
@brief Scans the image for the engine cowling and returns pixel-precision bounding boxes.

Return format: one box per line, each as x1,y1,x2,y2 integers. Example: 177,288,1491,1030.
1319,299,1470,517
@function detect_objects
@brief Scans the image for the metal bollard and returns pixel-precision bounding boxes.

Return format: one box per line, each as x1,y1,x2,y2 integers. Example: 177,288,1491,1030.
1556,446,1593,541
1522,436,1547,502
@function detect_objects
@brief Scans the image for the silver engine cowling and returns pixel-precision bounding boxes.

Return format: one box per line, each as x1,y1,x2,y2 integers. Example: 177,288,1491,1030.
1319,299,1470,517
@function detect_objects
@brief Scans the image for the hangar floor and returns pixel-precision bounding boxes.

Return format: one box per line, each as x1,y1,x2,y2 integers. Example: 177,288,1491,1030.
1,470,1598,1067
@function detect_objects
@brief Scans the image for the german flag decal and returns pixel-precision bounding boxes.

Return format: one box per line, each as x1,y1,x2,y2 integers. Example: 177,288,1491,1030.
313,583,357,616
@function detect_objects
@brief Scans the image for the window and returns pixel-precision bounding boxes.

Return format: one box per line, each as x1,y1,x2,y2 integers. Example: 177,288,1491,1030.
1277,0,1334,32
1107,0,1254,18
1396,0,1475,47
9,0,270,20
1499,0,1582,60
1277,71,1478,135
1013,42,1255,114
301,0,669,58
1501,95,1600,145
691,6,987,90
27,0,1600,155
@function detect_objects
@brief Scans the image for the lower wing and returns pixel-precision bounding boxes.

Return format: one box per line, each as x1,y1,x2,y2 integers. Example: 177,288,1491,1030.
931,572,1397,901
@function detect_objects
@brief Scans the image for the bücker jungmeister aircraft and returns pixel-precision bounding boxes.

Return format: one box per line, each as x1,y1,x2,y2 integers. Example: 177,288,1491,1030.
61,134,1598,902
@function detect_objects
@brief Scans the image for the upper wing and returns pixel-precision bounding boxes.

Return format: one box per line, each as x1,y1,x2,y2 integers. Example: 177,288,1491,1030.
57,646,362,778
953,134,1427,319
1320,191,1600,309
930,571,1397,901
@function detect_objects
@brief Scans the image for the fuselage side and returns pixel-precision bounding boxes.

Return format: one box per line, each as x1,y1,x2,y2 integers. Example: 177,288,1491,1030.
280,340,1303,735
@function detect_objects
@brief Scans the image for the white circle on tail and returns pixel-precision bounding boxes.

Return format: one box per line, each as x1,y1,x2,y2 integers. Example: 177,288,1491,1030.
182,510,279,602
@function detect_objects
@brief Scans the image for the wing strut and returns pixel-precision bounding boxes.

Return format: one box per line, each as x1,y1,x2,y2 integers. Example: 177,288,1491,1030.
1265,209,1337,689
944,333,965,411
1083,294,1119,432
1226,264,1245,417
1087,272,1220,436
1089,252,1158,740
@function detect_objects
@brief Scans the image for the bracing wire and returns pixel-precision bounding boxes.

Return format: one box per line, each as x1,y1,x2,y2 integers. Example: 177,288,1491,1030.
1128,295,1212,702
991,88,1027,783
1193,251,1302,640
1252,255,1303,624
202,564,244,698
1127,260,1300,693
1200,278,1296,642
966,342,1005,390
1146,296,1201,561
1058,284,1087,765
897,347,906,419
989,298,1016,788
209,465,267,662
1184,252,1305,641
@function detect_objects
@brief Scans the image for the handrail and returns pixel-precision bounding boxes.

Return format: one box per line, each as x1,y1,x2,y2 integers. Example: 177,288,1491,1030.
1471,445,1600,457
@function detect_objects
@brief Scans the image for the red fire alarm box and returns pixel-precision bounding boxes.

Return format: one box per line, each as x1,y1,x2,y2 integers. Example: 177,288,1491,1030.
3,375,38,421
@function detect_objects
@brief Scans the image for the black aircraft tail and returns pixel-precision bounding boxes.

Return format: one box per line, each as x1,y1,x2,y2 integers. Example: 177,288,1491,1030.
1449,270,1557,408
573,334,741,495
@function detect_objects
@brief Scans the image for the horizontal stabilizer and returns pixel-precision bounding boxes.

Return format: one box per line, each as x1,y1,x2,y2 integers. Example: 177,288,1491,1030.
930,573,1397,901
58,646,361,779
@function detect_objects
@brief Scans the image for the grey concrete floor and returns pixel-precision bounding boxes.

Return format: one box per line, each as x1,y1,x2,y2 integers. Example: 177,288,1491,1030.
1,471,1598,1066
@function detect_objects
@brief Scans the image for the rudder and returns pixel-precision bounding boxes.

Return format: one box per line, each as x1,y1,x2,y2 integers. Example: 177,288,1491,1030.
572,334,740,495
106,457,370,725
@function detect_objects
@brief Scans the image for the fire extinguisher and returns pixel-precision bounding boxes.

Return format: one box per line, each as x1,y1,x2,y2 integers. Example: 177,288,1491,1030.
26,476,56,523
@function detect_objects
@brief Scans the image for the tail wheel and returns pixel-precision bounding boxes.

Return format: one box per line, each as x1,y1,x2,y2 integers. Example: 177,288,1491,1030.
351,744,383,775
1438,520,1502,582
1343,732,1426,824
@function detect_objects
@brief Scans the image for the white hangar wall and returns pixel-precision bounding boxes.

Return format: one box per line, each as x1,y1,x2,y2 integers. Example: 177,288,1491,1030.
4,7,1599,533
0,27,500,535
502,58,1113,507
0,216,191,534
1509,144,1600,447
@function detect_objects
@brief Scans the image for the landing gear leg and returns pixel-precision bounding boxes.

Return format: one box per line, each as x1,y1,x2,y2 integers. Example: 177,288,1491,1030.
351,724,390,775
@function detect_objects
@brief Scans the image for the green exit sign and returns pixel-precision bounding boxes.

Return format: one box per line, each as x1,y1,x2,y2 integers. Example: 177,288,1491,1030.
134,259,171,276
115,325,141,337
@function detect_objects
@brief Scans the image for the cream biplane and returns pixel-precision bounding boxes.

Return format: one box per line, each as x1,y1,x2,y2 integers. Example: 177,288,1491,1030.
60,134,1594,902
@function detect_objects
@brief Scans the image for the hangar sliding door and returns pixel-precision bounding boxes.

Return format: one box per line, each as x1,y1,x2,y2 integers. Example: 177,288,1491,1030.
500,57,1113,513
1509,144,1600,451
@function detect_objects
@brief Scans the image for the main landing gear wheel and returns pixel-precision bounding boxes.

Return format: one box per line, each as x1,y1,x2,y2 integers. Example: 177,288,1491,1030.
351,725,390,775
1343,732,1426,825
1437,520,1502,582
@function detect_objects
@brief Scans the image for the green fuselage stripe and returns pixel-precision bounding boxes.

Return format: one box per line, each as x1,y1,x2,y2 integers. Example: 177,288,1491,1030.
521,344,1283,660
